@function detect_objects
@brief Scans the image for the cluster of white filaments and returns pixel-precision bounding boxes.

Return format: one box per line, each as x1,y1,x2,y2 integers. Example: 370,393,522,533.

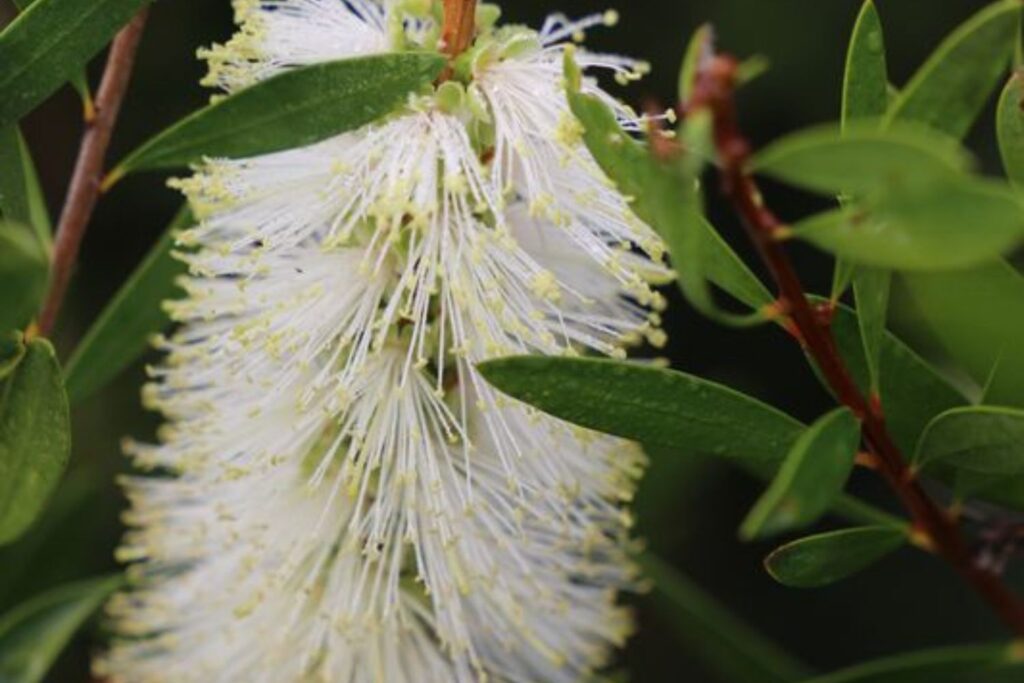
98,1,671,681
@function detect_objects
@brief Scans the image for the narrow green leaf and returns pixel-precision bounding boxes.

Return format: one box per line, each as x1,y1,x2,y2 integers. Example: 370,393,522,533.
842,1,889,127
852,268,891,394
793,180,1024,271
740,408,861,540
64,206,190,404
750,124,969,197
0,0,149,128
9,0,91,109
109,53,445,178
764,526,905,588
679,24,713,104
0,221,49,334
638,553,811,683
0,126,51,245
802,642,1024,683
915,406,1024,475
479,356,803,472
0,575,120,683
699,217,774,312
997,72,1024,187
0,332,25,381
0,339,70,545
885,0,1018,138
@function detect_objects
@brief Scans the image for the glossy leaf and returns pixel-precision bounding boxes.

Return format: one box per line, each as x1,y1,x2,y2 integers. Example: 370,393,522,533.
639,553,811,683
915,406,1024,475
64,206,190,404
109,53,445,178
750,124,969,197
885,0,1018,138
740,408,861,540
997,72,1024,187
0,339,70,545
0,575,120,683
803,642,1024,683
9,0,91,107
853,268,891,394
0,0,149,128
0,126,50,245
0,221,48,335
764,526,905,588
793,179,1024,271
842,1,889,128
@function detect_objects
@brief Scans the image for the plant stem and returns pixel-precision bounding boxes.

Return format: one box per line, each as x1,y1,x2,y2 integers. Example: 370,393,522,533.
439,0,476,80
690,53,1024,637
37,9,149,337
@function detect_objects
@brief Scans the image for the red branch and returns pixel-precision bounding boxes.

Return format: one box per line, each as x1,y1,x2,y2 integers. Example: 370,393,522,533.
37,9,149,337
690,54,1024,636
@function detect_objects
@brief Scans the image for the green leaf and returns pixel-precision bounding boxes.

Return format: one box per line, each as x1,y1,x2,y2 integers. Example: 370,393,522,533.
0,221,49,334
793,179,1024,271
852,268,891,394
0,575,120,683
802,642,1024,683
885,0,1019,138
0,338,70,546
699,217,774,312
679,24,713,104
64,206,190,404
842,1,889,127
9,0,91,109
915,406,1024,475
108,53,445,179
750,124,969,198
901,262,1024,406
638,553,811,683
478,356,803,473
764,526,905,588
740,408,861,540
0,332,26,381
997,72,1024,187
0,126,50,245
0,0,149,128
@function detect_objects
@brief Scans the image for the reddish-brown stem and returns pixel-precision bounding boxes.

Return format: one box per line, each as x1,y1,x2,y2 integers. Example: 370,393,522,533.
438,0,476,81
37,9,149,337
691,54,1024,636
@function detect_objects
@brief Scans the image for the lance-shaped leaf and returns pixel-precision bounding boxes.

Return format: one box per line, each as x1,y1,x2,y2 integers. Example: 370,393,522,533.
885,0,1019,139
0,0,149,128
764,526,906,588
852,268,890,394
107,53,445,179
679,24,713,105
997,72,1024,187
9,0,91,110
0,339,70,545
0,221,49,335
802,642,1024,683
64,206,190,404
0,575,121,683
750,124,970,197
638,553,811,683
915,406,1024,475
792,179,1024,271
740,408,861,540
0,126,50,245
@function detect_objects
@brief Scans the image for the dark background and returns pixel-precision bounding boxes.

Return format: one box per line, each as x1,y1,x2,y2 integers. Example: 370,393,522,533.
0,1,1016,681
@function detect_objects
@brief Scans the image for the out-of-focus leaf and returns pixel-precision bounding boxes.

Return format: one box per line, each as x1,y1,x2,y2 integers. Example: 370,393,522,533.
793,180,1024,271
751,124,968,197
852,268,891,394
0,0,149,128
901,262,1024,406
0,332,25,381
0,575,120,683
108,53,444,179
0,126,50,245
0,339,70,545
915,406,1024,475
802,642,1024,683
885,0,1018,139
679,24,713,104
740,408,861,540
997,72,1024,187
0,221,48,334
764,526,906,588
842,1,889,127
639,553,812,683
64,206,190,404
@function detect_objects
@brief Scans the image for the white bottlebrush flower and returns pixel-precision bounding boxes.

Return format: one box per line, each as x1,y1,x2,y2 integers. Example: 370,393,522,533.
98,1,671,681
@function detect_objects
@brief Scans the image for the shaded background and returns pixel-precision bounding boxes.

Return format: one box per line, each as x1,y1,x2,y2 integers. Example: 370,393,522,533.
1,0,1016,680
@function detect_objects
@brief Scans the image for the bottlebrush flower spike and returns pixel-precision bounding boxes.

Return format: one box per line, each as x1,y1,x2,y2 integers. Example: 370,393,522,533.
97,1,671,681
